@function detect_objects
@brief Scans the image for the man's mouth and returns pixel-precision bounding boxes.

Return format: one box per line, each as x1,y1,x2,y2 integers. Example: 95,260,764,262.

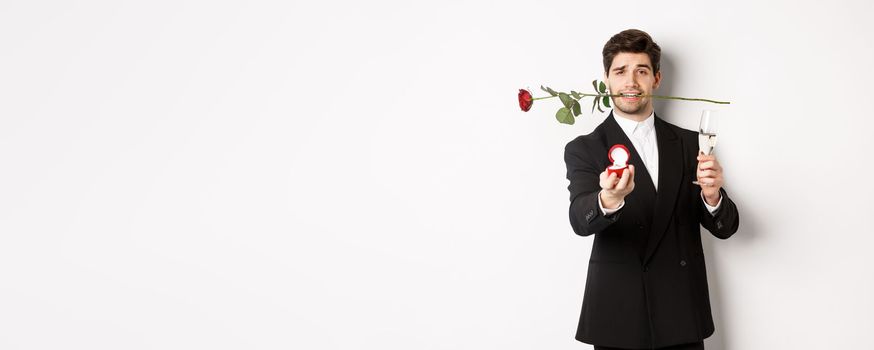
619,92,643,102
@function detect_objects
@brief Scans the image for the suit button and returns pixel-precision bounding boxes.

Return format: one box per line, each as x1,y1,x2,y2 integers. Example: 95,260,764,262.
680,260,687,267
643,266,649,272
716,221,724,229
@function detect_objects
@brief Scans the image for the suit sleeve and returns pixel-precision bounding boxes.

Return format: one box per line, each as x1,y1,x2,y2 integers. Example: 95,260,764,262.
698,187,740,239
565,141,620,236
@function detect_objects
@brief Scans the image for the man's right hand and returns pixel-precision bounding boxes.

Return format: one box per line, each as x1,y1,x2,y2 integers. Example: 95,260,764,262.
599,164,636,209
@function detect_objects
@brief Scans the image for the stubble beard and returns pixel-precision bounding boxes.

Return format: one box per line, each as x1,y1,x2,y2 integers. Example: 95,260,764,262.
614,97,650,116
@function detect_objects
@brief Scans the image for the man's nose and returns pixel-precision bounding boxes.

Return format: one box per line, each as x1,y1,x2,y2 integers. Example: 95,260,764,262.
628,74,640,88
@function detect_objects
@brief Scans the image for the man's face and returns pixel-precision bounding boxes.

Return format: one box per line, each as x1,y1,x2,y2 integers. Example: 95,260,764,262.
604,52,661,119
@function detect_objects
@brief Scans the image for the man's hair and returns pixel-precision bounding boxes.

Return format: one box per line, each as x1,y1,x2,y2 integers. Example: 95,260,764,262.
602,29,661,76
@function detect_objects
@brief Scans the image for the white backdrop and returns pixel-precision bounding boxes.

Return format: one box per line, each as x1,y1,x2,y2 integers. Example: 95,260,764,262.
1,0,872,349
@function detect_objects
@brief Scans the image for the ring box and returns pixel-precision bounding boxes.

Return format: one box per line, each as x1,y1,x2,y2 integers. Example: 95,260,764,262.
607,144,630,178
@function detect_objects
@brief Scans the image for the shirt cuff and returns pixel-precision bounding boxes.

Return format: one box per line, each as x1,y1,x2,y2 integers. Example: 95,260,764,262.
701,191,722,215
599,190,625,216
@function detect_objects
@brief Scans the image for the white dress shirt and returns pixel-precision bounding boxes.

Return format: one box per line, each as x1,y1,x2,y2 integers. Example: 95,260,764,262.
599,111,722,216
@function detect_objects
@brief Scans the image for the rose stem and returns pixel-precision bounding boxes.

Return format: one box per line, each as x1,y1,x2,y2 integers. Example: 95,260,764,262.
531,94,730,104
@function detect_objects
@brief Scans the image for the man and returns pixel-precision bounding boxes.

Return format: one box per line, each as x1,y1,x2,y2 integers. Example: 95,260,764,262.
564,29,740,350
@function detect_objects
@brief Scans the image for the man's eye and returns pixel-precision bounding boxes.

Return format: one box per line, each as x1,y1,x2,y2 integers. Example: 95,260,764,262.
638,70,648,75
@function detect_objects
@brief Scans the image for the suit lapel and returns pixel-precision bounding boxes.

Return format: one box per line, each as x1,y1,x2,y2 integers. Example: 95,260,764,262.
642,115,682,266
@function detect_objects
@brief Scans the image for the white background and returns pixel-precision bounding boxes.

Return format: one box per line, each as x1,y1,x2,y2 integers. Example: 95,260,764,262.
1,0,872,349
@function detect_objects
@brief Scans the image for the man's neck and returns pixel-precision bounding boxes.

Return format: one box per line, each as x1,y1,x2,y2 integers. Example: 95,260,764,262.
614,107,654,122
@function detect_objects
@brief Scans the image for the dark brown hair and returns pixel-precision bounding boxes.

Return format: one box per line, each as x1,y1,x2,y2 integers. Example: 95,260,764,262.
602,29,661,76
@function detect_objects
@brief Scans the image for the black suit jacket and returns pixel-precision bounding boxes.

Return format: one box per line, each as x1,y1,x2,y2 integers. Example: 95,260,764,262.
564,112,739,349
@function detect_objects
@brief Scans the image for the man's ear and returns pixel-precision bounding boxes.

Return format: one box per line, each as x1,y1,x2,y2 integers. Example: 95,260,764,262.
653,71,662,90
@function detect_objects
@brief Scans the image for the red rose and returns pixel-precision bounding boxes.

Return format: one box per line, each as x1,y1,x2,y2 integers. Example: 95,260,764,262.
518,89,533,112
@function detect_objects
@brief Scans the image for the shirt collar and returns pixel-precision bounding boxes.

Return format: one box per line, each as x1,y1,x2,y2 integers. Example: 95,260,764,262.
614,111,655,137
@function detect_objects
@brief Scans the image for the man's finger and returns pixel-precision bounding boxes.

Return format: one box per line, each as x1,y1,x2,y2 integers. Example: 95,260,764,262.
697,169,718,178
601,171,617,189
699,177,720,186
697,153,716,162
615,169,629,190
699,160,719,170
701,163,722,173
616,165,635,191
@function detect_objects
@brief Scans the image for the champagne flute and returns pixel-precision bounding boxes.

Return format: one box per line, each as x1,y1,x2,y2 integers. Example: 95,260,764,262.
693,110,718,185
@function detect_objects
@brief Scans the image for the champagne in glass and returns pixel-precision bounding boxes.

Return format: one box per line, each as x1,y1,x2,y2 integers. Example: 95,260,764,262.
698,110,718,155
693,110,718,185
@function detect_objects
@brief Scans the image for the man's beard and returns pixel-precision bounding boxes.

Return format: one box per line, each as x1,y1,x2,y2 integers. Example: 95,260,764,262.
614,98,648,115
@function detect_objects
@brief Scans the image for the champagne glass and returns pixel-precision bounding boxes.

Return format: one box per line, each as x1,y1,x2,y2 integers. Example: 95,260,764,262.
693,110,718,185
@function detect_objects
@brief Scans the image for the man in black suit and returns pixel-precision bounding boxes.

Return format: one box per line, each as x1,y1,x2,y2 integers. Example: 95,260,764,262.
564,29,740,350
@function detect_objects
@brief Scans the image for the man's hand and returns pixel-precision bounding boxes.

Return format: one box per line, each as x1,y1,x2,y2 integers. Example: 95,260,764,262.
697,153,724,205
599,164,635,209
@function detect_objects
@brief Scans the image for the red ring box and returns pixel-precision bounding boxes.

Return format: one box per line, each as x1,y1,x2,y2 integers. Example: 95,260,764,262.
607,144,630,178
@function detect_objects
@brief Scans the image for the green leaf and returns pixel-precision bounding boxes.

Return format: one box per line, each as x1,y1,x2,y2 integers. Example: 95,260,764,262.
559,93,574,108
602,95,611,108
571,101,581,117
599,81,607,93
541,85,558,97
570,90,581,100
597,101,605,113
555,107,574,124
591,96,598,113
592,80,599,93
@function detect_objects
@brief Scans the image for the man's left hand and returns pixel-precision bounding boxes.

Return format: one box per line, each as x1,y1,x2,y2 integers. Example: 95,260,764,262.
697,153,723,206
